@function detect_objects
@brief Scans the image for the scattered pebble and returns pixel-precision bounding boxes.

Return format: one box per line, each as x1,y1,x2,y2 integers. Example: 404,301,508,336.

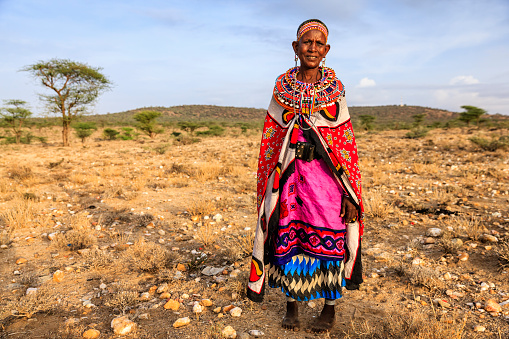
53,270,64,282
111,316,136,335
222,326,236,338
485,299,502,313
426,228,443,237
164,299,180,310
473,325,486,332
82,329,100,339
248,329,264,337
173,317,190,328
230,306,242,317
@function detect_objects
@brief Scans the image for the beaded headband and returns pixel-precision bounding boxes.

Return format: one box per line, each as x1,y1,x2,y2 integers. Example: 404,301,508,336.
297,21,328,42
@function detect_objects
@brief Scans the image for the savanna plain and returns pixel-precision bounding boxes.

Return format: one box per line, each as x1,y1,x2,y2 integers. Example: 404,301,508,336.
1,125,508,339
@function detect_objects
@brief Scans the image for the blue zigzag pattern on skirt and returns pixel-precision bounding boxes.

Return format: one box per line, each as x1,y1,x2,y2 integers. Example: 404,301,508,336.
268,254,345,301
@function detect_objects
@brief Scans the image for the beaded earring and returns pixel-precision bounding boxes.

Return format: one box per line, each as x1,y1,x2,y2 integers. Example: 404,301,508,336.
294,54,298,68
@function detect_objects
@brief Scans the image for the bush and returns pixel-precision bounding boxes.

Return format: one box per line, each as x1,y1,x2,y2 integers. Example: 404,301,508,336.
103,128,119,140
122,239,175,272
196,125,225,136
119,127,135,140
405,127,430,139
72,122,97,143
469,136,509,151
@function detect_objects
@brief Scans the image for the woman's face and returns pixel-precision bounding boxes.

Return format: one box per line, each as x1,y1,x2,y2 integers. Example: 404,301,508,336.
292,29,330,70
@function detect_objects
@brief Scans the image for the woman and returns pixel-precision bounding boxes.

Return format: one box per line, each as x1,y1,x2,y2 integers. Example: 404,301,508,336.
247,19,364,333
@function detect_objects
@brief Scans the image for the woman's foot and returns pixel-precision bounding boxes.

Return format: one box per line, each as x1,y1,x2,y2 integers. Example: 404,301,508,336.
312,303,335,333
282,301,300,331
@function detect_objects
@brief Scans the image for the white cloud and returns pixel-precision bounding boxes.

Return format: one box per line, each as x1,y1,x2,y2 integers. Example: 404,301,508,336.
357,77,376,88
449,75,480,85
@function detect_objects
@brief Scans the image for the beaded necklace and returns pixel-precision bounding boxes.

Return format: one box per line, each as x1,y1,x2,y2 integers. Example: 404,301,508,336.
273,66,344,117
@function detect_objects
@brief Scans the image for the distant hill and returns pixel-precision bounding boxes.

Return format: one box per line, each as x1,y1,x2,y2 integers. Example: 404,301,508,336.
70,104,507,127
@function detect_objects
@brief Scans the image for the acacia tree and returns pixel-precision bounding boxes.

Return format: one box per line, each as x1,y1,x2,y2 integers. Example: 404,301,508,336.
133,110,163,138
459,105,486,127
22,59,111,146
0,100,32,143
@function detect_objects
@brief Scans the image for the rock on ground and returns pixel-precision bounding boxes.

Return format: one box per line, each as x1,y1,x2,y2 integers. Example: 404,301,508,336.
82,329,100,339
222,326,236,338
173,317,190,328
111,316,136,335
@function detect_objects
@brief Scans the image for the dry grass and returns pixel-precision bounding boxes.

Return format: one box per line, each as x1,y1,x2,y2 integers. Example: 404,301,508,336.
83,248,114,270
7,164,33,181
1,197,38,230
5,286,58,319
195,221,218,247
106,290,139,313
345,310,466,339
225,232,255,260
460,216,487,241
363,190,392,219
497,241,509,270
54,229,97,251
196,163,222,181
399,264,445,291
122,238,175,272
438,233,462,254
187,199,215,216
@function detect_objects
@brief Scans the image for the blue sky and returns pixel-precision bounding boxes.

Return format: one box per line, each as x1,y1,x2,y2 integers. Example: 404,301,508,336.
1,0,508,116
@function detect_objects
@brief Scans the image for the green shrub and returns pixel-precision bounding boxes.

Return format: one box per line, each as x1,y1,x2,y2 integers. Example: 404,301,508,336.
72,122,97,143
405,127,430,139
119,127,135,140
103,128,119,140
196,125,224,136
469,136,509,151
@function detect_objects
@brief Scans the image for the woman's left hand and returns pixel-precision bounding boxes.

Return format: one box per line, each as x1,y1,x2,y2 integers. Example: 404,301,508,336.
341,197,358,223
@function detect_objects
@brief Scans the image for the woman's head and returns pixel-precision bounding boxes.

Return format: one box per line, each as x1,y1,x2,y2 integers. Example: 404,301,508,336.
293,19,330,71
296,19,328,43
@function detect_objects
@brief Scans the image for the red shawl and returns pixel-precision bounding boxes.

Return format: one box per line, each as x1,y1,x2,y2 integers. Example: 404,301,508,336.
247,68,364,302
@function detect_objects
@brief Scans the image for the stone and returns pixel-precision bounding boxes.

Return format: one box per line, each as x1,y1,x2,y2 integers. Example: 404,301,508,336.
111,316,136,335
157,283,168,293
426,228,443,237
223,305,234,312
202,266,224,276
138,313,149,320
181,293,189,299
458,253,469,262
26,287,38,295
193,302,203,314
213,307,221,313
222,326,236,338
176,263,187,271
82,329,100,339
248,329,264,337
473,325,486,332
238,333,250,339
451,238,463,247
480,234,498,243
412,258,423,265
99,283,107,289
200,299,213,307
435,299,450,308
140,292,150,300
173,317,190,328
159,292,171,299
158,229,165,235
164,299,180,310
53,270,64,282
443,272,452,280
213,214,223,222
230,306,242,317
423,237,435,244
485,299,502,313
16,258,28,265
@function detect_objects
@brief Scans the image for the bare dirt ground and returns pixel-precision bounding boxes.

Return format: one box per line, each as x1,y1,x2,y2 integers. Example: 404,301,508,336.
0,127,508,338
